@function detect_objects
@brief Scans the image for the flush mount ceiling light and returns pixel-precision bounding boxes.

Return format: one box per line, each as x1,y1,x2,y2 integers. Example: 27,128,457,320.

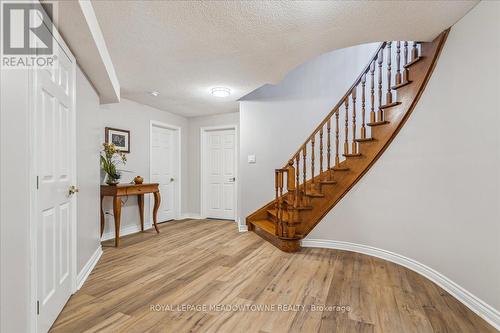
211,87,231,98
150,91,160,97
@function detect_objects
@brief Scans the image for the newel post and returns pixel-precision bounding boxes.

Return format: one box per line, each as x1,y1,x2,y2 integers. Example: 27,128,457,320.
286,160,297,239
274,169,282,236
274,170,279,210
286,160,296,205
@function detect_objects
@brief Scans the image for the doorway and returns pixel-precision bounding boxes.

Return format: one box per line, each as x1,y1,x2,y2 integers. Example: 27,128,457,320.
201,126,238,220
150,121,181,222
32,25,77,333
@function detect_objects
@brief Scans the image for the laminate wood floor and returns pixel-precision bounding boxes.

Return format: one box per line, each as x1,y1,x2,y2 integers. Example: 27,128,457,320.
51,219,496,333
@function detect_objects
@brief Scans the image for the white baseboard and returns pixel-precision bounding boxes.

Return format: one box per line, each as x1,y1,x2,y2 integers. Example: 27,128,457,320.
101,215,206,241
179,213,202,220
235,217,247,232
101,224,150,241
301,239,500,330
76,246,102,290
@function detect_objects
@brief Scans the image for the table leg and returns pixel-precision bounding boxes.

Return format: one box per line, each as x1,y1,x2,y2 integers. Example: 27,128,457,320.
100,195,105,237
138,194,144,231
152,191,161,233
113,196,122,247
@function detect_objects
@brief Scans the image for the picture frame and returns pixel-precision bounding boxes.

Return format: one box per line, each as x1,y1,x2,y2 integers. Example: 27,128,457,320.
105,127,130,153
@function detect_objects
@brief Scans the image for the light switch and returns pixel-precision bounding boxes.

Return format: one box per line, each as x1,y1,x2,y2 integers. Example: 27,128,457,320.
247,154,256,164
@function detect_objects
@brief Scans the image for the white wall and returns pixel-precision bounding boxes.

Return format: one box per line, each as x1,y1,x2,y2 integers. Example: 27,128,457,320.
75,67,101,274
187,112,239,215
239,43,378,224
307,0,500,313
0,68,32,333
99,99,189,236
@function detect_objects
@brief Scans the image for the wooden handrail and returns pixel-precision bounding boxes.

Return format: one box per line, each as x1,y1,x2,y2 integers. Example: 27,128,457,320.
283,42,387,167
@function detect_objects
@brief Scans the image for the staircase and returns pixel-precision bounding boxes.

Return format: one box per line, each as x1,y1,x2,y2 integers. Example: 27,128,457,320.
246,30,450,252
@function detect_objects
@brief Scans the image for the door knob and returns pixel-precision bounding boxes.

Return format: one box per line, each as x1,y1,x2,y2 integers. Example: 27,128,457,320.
68,185,79,195
170,177,175,182
229,177,236,182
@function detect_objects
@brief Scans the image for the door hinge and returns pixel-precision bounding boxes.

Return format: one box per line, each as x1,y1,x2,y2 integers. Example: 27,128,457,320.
36,176,39,190
37,300,40,315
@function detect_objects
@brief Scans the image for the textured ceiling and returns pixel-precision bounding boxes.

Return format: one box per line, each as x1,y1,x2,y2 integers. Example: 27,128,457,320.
91,0,477,117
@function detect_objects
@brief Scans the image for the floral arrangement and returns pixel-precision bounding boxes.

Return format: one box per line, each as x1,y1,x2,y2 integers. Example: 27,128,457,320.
100,142,127,185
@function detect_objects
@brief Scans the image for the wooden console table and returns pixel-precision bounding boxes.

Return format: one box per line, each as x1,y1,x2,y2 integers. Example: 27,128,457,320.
100,183,161,247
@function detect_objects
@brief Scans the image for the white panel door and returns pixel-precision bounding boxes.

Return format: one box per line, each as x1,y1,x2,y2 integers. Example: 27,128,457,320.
205,129,236,220
151,125,178,222
35,36,75,332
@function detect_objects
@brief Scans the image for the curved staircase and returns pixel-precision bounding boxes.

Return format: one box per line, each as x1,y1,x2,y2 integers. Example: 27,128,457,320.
246,30,450,252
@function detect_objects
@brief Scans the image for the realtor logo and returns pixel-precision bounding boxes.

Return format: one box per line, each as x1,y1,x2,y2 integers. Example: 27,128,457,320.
1,1,56,68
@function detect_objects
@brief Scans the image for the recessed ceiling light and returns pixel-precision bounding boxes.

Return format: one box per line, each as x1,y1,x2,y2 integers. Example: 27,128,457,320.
211,87,231,98
150,91,160,97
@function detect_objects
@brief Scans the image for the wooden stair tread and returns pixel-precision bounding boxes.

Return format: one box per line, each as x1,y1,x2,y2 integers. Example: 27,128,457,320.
267,208,303,226
251,219,276,234
305,191,324,198
354,137,375,143
404,56,423,68
367,120,390,127
343,153,362,158
290,204,313,210
379,101,402,109
267,208,281,216
250,218,301,252
319,179,337,184
267,209,289,221
332,165,349,171
283,199,313,210
392,80,412,90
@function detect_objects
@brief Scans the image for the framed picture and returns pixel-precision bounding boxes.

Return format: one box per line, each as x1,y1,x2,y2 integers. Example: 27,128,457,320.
105,127,130,153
